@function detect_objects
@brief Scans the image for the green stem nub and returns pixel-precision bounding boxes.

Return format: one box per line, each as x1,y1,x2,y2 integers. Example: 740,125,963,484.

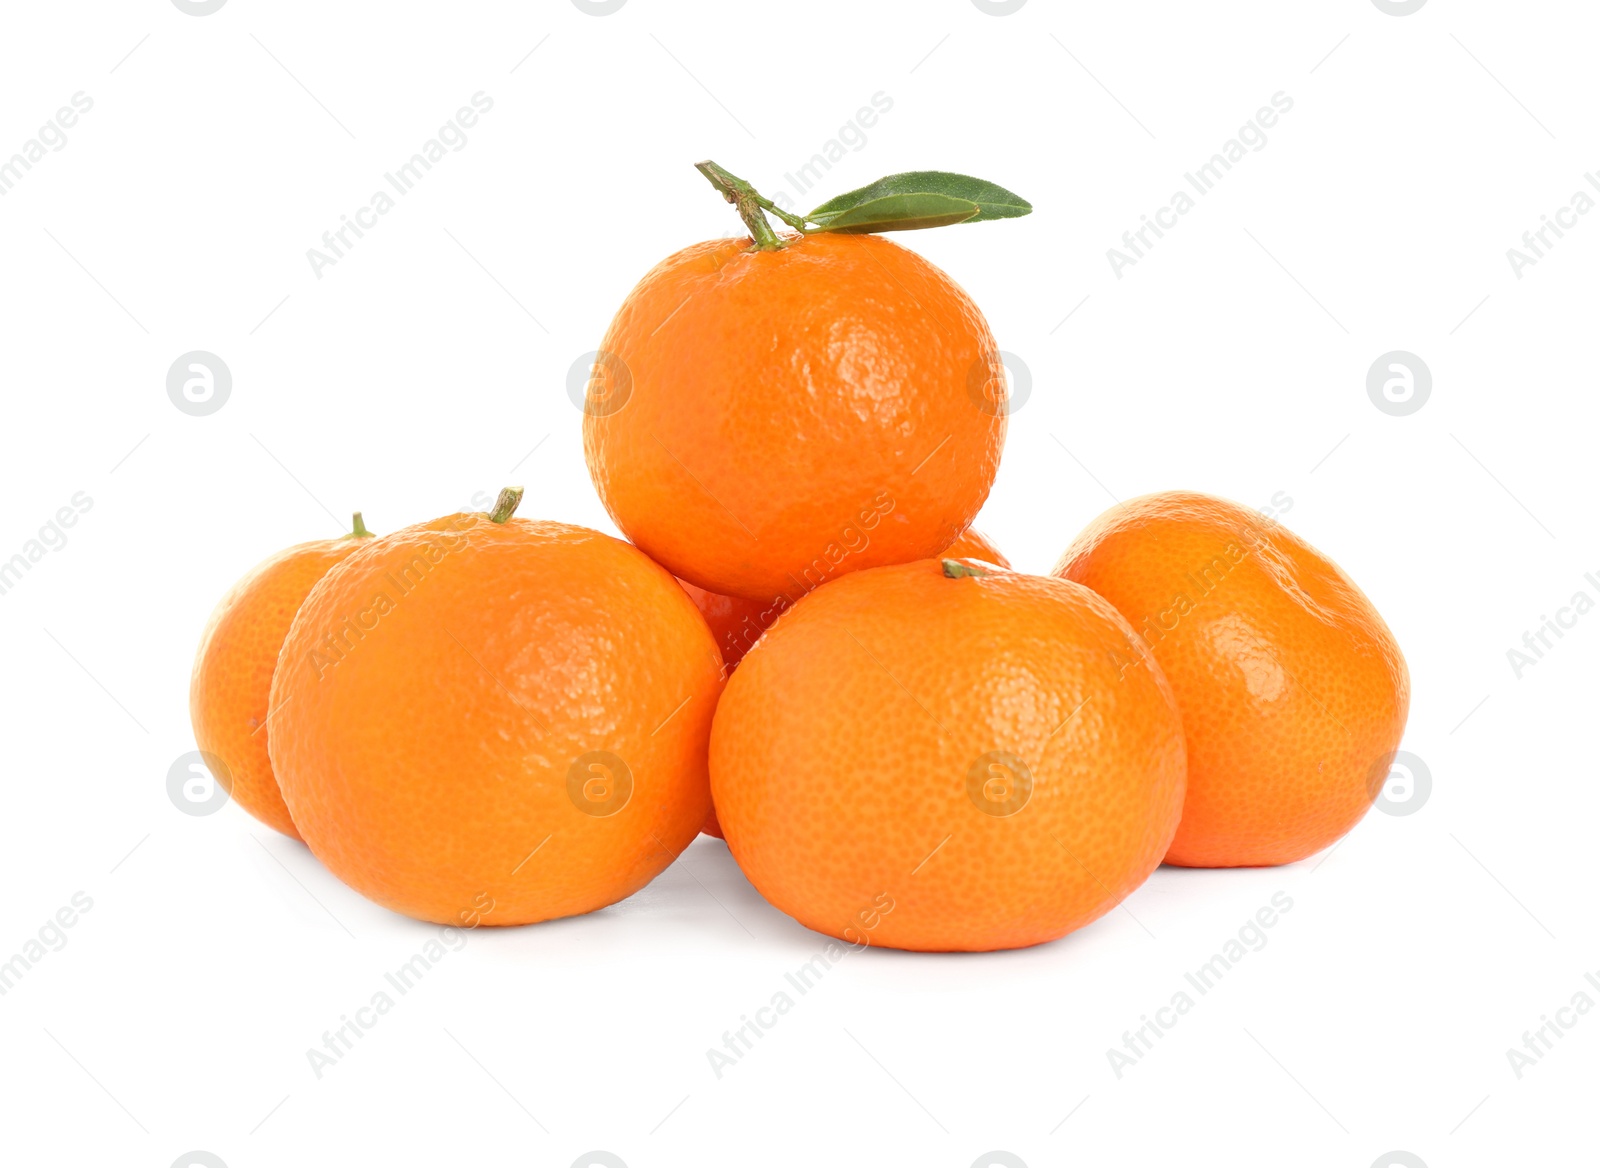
942,558,988,579
488,486,525,524
695,160,803,251
348,512,373,539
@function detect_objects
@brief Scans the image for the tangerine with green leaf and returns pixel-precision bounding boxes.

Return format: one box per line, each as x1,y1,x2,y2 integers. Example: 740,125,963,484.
583,162,1030,602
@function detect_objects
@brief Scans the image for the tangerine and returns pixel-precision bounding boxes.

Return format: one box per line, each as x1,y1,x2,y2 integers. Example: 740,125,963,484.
189,513,375,838
584,230,1005,602
709,558,1185,951
688,527,1010,840
1054,491,1409,867
267,489,723,925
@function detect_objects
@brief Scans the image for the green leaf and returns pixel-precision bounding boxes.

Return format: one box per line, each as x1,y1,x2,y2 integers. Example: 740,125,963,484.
808,191,980,234
809,171,1032,232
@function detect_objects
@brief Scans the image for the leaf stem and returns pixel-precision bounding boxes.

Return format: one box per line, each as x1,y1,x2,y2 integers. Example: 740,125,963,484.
695,161,811,249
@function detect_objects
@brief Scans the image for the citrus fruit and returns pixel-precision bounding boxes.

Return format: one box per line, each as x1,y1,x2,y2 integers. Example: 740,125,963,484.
942,526,1010,569
709,558,1186,952
687,526,1010,840
676,580,781,677
1054,491,1409,868
189,513,375,838
267,488,724,925
583,229,1006,602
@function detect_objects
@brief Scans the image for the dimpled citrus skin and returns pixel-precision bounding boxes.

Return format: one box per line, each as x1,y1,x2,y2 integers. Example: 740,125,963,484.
687,527,1011,841
268,511,724,926
584,231,1005,602
1054,492,1410,868
190,531,372,838
710,559,1186,952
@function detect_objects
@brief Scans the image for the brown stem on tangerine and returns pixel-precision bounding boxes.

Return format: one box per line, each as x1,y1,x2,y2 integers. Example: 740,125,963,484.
488,486,525,524
695,160,795,251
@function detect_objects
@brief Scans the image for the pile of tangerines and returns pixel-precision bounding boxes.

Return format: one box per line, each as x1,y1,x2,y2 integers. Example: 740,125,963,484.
192,164,1409,952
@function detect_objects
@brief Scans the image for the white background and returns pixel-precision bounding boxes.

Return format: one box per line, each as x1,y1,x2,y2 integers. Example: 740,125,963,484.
1,1,1594,1165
